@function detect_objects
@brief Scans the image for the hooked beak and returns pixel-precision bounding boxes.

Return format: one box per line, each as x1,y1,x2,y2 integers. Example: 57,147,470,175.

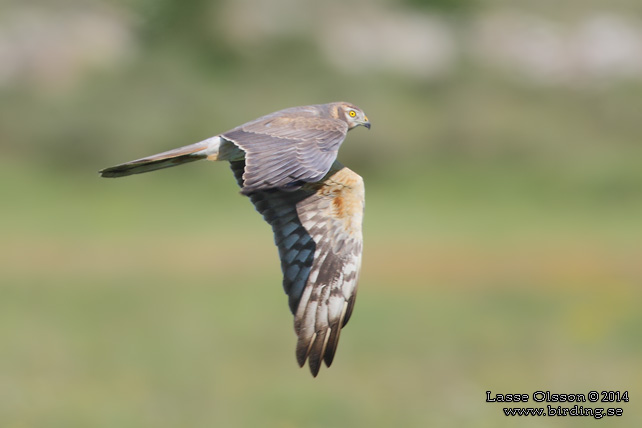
363,116,371,129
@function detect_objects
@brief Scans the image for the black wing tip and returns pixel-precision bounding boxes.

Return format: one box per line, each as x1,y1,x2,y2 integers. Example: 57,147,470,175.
307,361,321,378
302,351,323,378
296,333,322,377
296,327,343,378
323,327,341,368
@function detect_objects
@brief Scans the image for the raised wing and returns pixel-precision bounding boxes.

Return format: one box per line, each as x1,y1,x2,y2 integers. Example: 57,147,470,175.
223,106,348,195
230,160,364,376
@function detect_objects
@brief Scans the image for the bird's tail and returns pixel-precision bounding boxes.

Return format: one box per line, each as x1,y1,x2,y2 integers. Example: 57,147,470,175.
99,137,222,178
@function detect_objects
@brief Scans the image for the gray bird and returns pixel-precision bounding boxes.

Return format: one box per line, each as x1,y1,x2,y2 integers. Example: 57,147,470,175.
100,102,370,376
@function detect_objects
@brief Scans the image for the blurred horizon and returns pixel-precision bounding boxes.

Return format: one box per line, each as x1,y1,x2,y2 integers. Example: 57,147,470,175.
1,0,641,427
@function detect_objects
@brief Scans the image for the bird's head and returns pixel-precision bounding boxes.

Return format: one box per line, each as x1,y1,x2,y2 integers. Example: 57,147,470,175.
336,102,371,130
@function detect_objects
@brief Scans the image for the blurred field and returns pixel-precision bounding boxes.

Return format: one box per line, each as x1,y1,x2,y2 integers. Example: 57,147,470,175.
2,0,642,427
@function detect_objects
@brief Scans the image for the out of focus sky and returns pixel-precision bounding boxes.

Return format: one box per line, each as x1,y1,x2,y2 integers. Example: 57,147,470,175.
1,0,641,427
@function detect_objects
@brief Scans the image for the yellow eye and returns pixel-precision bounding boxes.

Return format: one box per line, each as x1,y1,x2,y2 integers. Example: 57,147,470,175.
349,110,357,117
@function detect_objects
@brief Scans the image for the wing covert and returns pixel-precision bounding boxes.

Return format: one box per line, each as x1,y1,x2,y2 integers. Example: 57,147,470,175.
223,108,348,194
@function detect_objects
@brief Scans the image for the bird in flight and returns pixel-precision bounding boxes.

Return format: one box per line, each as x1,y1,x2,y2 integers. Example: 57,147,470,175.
100,102,370,376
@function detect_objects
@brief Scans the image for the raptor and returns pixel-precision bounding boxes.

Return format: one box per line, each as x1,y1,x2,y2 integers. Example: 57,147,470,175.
100,102,370,376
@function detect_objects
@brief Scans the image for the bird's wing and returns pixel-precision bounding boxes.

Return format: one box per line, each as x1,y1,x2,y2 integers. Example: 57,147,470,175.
230,160,364,376
223,108,348,194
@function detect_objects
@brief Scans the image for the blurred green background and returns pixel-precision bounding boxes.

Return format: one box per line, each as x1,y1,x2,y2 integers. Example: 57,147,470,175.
1,0,641,426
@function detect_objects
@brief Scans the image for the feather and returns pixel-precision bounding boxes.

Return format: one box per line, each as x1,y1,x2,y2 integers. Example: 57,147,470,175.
99,139,216,177
237,160,365,376
100,102,369,376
